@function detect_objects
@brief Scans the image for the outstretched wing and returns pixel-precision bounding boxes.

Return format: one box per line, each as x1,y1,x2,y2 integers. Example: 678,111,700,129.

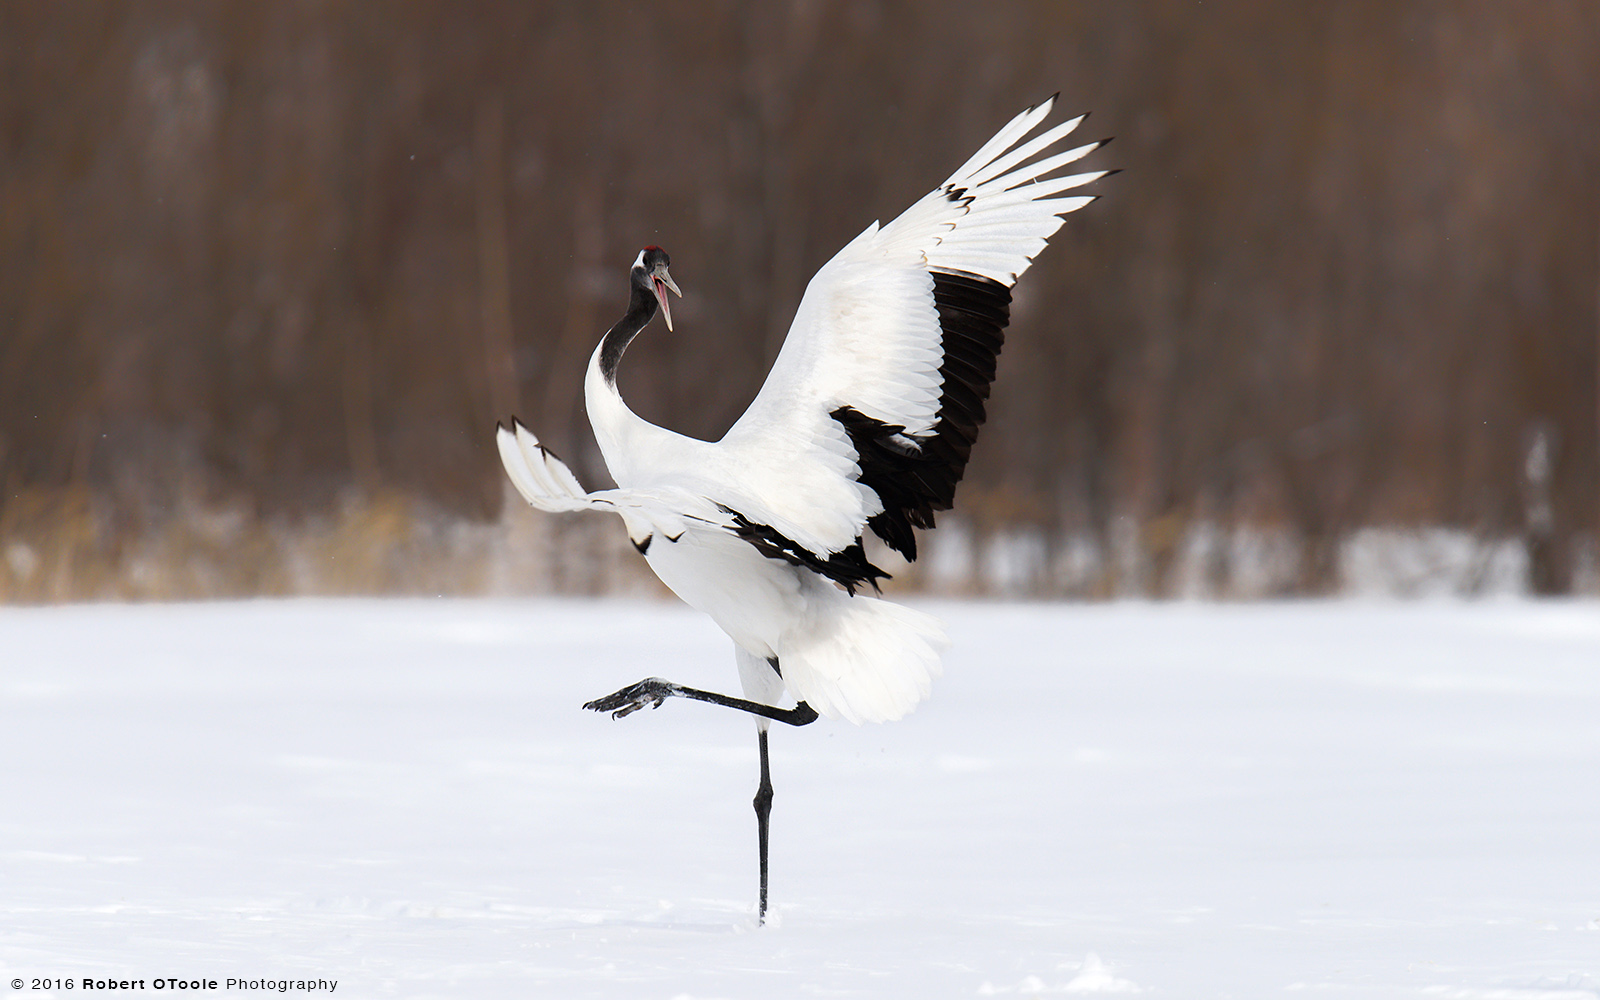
496,419,605,514
719,96,1108,561
497,420,728,546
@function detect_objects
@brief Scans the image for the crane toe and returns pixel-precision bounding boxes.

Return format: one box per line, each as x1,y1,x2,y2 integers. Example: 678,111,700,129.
583,677,678,718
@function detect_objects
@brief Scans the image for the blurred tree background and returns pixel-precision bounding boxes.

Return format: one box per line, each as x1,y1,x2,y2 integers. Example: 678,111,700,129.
1,0,1596,601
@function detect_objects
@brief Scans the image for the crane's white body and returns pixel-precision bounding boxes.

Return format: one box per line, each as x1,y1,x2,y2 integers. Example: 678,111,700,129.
498,97,1105,724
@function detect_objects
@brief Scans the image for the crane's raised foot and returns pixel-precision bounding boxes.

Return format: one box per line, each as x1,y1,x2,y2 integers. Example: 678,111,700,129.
584,678,682,719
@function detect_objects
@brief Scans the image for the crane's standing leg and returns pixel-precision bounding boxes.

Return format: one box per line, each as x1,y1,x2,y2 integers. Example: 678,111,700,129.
741,649,789,926
754,721,774,924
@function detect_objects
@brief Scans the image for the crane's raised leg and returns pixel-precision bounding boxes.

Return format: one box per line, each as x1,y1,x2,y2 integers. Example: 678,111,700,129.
583,677,818,726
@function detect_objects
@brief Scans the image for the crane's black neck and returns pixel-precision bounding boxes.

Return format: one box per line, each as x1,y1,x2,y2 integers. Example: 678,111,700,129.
598,272,656,386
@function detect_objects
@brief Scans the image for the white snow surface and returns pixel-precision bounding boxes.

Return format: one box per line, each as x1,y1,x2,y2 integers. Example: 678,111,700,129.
2,598,1598,998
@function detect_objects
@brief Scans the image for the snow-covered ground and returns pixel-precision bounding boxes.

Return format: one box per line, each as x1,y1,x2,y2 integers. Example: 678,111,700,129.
2,598,1597,998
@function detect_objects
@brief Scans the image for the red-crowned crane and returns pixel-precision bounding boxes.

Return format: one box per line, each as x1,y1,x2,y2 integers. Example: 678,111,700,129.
496,97,1109,923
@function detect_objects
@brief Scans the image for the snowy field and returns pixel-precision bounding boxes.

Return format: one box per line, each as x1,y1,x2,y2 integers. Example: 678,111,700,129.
2,598,1598,999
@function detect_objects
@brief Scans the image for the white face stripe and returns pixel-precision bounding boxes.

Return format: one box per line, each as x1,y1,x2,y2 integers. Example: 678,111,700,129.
632,248,647,270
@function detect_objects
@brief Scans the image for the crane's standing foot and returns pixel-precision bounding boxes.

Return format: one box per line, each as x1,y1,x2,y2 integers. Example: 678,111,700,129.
754,726,774,924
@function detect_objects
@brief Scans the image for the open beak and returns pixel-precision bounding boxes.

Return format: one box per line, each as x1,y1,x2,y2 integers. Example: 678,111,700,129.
651,265,682,331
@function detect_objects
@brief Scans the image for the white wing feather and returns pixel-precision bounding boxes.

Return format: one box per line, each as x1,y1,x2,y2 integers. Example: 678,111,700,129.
496,420,593,513
496,421,728,541
716,96,1106,555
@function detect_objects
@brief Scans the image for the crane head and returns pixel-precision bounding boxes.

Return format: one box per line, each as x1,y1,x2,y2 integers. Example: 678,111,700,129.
636,246,682,331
